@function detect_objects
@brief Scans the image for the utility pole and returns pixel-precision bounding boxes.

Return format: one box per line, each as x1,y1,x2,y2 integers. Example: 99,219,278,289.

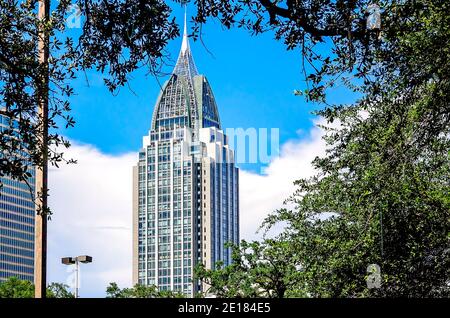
35,0,50,298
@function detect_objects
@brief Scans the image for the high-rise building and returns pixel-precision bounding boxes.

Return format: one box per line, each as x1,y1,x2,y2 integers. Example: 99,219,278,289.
0,111,35,282
132,12,239,296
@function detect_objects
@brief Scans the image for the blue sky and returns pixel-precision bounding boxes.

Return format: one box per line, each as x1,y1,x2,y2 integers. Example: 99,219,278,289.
59,4,356,173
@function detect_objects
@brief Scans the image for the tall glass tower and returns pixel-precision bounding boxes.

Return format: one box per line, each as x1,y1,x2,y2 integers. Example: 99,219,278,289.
132,11,239,296
0,111,35,282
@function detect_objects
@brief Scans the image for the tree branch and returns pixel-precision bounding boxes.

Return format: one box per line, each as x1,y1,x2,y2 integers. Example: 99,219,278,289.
258,0,365,39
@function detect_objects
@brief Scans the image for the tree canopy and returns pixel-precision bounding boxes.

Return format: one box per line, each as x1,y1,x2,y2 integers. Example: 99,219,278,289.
106,282,184,298
195,240,305,298
0,0,428,191
0,0,179,200
196,0,449,297
0,277,74,298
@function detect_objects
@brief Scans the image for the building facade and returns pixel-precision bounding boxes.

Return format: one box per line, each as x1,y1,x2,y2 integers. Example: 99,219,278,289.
0,112,35,282
132,14,239,296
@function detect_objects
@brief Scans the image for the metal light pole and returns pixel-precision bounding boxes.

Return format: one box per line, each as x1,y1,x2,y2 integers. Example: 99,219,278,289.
75,258,79,298
62,255,93,298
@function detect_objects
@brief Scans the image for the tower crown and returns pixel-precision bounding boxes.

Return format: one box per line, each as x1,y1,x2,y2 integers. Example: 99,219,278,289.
150,8,221,134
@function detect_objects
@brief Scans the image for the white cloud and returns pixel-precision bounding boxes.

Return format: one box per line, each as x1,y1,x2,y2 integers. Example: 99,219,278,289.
45,118,328,297
47,143,136,298
239,118,327,241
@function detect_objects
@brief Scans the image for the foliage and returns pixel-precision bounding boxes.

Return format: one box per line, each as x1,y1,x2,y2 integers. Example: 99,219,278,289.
0,0,179,208
260,0,450,297
47,282,75,298
0,0,432,198
0,277,74,298
0,277,34,298
188,0,386,101
195,240,306,298
194,0,449,297
106,282,184,298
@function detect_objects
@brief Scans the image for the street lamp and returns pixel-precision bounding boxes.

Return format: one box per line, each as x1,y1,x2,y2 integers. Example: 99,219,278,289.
61,255,93,298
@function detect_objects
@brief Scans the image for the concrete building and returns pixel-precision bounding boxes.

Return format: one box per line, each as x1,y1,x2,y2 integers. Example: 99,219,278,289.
0,111,35,282
132,12,239,296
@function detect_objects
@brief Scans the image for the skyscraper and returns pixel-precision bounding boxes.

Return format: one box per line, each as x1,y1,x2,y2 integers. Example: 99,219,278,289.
132,11,239,296
0,111,35,282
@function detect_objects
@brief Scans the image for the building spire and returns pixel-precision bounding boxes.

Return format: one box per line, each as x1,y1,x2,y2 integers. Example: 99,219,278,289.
180,5,189,53
173,4,198,77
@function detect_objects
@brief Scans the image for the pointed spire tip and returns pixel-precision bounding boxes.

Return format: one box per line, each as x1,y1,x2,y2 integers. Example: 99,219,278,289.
173,3,198,77
181,5,189,53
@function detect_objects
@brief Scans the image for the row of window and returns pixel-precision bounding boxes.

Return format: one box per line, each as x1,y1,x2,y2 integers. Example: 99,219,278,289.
0,227,34,241
0,252,33,266
0,236,33,250
138,207,192,220
0,270,33,282
0,193,34,210
0,219,34,234
0,177,35,192
138,231,192,245
0,211,34,226
138,253,192,267
139,226,191,237
0,244,34,258
153,274,193,287
0,257,34,274
156,116,188,130
0,202,34,217
0,185,34,201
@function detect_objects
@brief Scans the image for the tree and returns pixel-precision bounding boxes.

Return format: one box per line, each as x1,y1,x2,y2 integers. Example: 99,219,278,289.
195,240,306,298
0,277,34,298
196,0,449,297
0,277,74,298
1,0,178,187
47,282,75,298
189,0,388,102
260,1,450,297
1,0,179,297
106,282,184,298
2,1,435,195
